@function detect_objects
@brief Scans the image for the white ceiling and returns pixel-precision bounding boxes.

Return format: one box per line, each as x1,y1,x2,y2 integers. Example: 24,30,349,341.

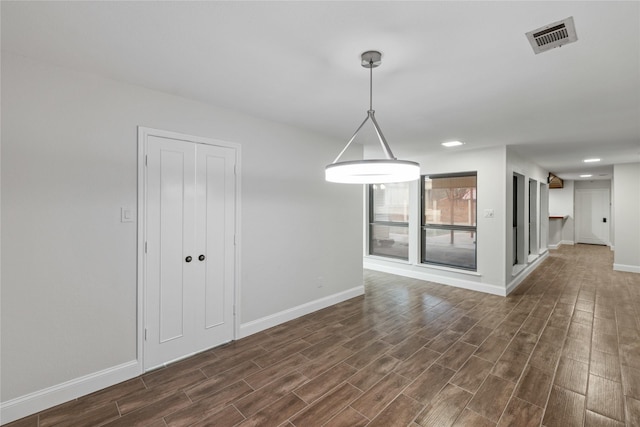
2,1,639,181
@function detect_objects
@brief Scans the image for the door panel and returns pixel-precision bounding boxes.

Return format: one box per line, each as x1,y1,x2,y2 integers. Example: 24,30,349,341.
159,148,189,342
196,145,235,340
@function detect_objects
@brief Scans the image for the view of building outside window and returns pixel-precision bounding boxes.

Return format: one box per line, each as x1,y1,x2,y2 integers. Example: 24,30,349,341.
369,183,410,260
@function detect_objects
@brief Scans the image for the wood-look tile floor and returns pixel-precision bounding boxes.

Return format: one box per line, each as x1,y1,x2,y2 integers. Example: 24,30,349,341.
7,244,640,427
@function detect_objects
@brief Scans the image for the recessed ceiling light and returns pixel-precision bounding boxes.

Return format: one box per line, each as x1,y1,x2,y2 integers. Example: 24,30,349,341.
442,141,464,147
583,158,601,163
580,174,592,178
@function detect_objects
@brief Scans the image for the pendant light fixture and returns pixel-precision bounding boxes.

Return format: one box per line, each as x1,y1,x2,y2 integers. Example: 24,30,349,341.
325,51,420,184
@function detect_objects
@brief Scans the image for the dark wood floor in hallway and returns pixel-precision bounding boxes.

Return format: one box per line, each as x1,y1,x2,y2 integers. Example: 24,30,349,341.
7,244,640,427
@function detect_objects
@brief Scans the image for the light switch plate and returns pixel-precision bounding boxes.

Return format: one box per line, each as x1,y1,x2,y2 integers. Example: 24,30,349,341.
121,207,134,223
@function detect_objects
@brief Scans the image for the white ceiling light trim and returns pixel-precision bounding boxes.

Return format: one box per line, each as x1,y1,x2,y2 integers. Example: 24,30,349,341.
583,158,601,163
442,140,464,147
325,50,420,184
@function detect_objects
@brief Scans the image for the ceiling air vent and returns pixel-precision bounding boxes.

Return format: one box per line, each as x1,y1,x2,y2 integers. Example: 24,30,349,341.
526,17,577,54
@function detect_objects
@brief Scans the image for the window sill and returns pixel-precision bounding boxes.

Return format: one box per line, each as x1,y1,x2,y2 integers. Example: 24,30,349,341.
512,263,526,276
364,256,482,277
416,263,481,277
364,255,412,265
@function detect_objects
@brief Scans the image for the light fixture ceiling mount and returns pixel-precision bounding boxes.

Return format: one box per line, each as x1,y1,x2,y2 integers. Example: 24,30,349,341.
325,50,420,184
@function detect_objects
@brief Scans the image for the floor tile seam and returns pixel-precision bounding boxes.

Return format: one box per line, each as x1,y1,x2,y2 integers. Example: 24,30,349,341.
385,340,433,362
372,377,438,425
352,379,415,425
252,348,311,370
459,405,496,426
493,394,521,427
578,280,603,426
593,313,629,424
199,349,268,378
345,404,371,424
227,403,247,425
587,360,623,383
500,304,560,423
584,404,626,423
286,382,359,427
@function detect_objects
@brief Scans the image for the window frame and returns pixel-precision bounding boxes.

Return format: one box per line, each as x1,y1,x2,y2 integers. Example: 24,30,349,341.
368,183,410,261
420,171,478,271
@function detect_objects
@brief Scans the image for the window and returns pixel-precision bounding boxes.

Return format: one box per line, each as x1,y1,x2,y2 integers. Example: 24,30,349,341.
369,183,409,260
421,173,477,270
513,172,525,265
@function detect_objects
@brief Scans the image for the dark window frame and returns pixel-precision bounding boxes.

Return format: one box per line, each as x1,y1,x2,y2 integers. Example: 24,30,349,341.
368,184,410,261
421,172,478,270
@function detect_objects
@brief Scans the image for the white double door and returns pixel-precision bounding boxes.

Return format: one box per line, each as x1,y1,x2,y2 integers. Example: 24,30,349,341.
144,132,236,369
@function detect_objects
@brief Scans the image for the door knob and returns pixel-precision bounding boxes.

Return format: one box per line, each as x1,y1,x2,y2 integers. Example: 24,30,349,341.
199,255,206,261
185,256,192,263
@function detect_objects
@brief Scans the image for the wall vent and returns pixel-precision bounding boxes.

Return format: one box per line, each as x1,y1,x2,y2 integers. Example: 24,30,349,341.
526,17,577,54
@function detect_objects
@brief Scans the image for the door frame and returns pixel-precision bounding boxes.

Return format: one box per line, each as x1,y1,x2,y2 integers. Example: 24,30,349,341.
137,126,241,372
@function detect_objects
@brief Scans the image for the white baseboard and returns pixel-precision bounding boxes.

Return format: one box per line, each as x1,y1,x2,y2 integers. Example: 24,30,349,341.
613,263,640,273
548,240,575,250
238,286,365,338
363,261,506,296
0,360,141,425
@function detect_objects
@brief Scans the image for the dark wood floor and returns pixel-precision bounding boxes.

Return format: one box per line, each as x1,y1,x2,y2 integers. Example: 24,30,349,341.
7,244,640,427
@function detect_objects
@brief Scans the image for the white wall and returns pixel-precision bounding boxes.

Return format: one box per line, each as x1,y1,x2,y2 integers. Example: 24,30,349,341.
548,180,575,246
613,163,640,272
1,53,363,417
364,145,509,294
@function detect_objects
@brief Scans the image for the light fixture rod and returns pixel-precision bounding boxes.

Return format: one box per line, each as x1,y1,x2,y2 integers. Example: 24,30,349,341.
331,110,396,164
369,61,373,111
369,110,395,160
331,114,370,164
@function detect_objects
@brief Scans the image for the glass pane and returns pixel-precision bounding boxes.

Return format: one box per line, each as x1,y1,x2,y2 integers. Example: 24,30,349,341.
423,175,476,226
422,228,476,269
370,225,409,260
371,183,409,223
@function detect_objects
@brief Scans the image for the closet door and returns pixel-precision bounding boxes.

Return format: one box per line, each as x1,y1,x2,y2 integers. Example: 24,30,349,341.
144,134,235,370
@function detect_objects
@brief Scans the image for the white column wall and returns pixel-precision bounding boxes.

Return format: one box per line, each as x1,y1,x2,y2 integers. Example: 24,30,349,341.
613,163,640,272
